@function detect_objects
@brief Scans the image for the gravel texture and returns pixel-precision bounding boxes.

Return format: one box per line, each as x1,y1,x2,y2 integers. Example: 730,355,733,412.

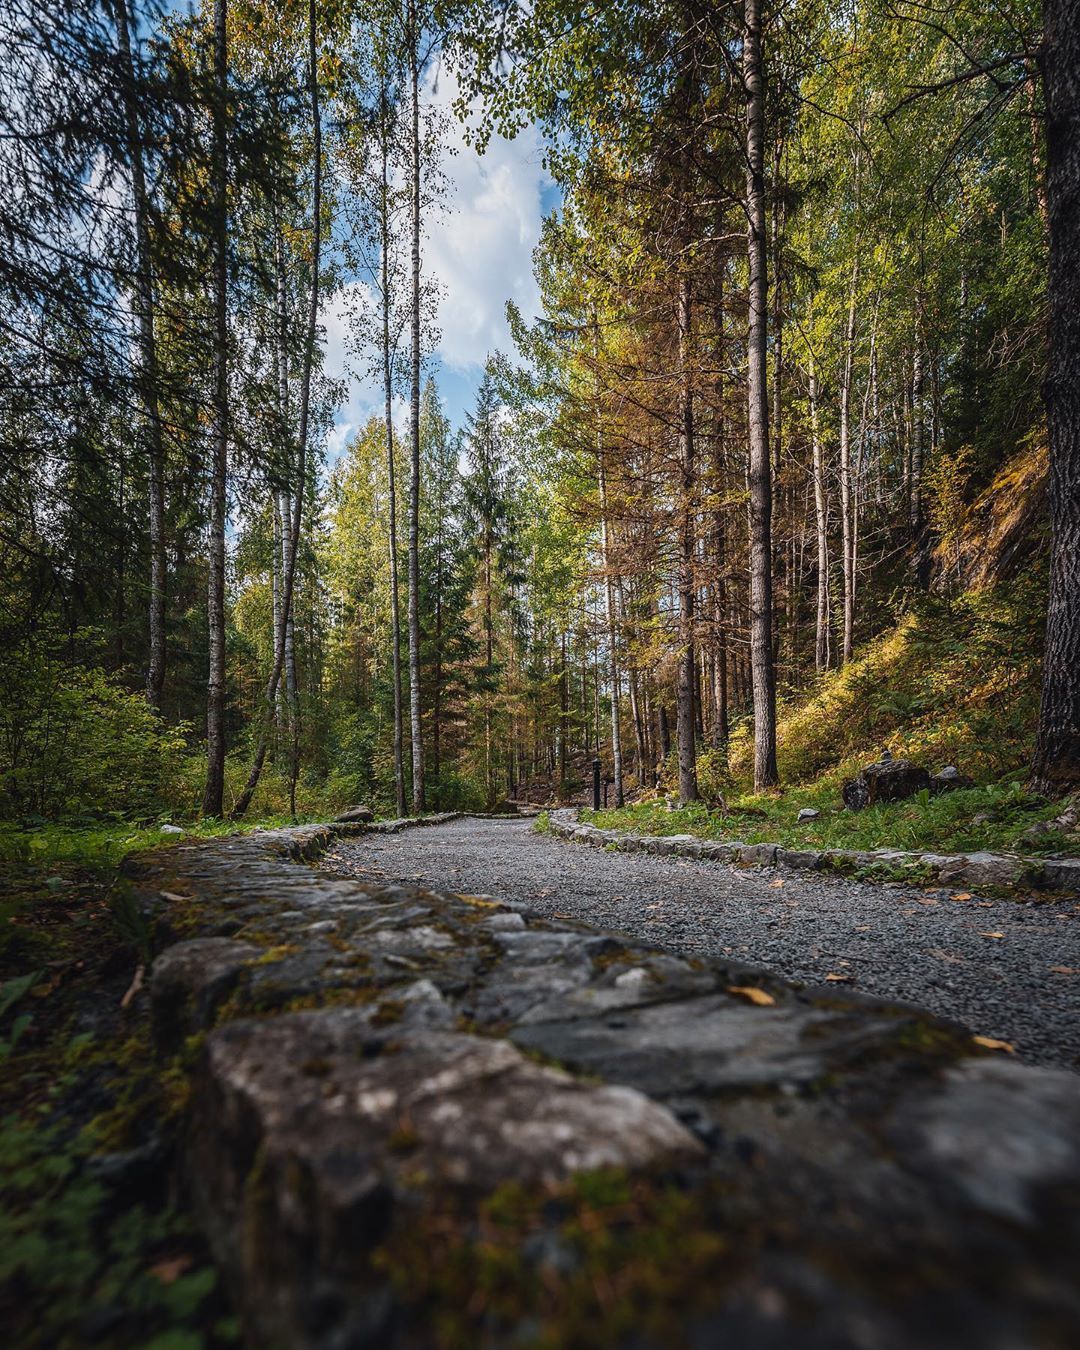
323,815,1080,1071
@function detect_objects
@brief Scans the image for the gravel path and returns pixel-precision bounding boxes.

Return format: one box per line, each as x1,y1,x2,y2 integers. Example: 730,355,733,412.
323,816,1080,1070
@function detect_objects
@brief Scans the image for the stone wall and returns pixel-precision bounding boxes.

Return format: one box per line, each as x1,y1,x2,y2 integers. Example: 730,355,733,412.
127,822,1080,1348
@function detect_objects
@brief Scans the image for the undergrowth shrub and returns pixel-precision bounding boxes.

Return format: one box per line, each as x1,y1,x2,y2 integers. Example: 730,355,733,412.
0,651,189,821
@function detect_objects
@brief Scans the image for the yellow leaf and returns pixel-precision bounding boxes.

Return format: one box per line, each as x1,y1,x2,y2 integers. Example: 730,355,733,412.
978,931,1005,939
769,878,784,888
972,1035,1015,1054
727,985,776,1006
1049,965,1077,975
950,892,973,902
824,972,854,983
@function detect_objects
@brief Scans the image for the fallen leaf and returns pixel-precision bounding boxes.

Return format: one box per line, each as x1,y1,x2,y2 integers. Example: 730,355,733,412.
1049,965,1078,975
853,924,871,932
553,912,574,919
769,878,784,889
727,985,776,1006
950,892,973,902
148,1254,194,1284
824,972,855,983
972,1035,1015,1054
159,891,193,903
978,931,1005,939
916,897,938,906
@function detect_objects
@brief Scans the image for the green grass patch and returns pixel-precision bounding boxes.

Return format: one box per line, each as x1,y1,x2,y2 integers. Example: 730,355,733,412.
584,781,1073,859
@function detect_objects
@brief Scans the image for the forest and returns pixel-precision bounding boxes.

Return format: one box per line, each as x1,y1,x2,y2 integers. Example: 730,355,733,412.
4,3,1080,1346
1,0,1078,843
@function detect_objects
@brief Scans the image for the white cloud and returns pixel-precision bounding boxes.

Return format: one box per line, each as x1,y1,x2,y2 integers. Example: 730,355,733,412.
427,67,549,372
319,65,551,461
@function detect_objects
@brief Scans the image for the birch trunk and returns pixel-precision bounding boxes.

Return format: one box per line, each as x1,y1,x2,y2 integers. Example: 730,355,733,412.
808,353,830,672
406,0,425,814
839,257,858,664
744,0,778,790
202,0,228,816
380,89,406,816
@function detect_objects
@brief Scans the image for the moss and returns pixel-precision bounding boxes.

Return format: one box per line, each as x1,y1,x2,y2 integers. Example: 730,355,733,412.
372,1168,736,1346
371,998,405,1027
247,943,299,967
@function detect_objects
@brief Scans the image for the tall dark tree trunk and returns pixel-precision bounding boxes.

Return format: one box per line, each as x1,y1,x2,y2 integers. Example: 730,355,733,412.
744,0,779,790
676,275,698,804
232,0,320,819
115,0,167,712
1031,0,1080,794
202,0,228,817
406,0,425,814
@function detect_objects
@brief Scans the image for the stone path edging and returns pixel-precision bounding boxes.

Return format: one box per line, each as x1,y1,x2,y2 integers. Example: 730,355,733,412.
544,808,1080,895
119,820,1080,1348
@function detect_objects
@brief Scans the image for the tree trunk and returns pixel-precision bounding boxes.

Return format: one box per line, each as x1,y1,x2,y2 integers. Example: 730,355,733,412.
115,0,167,713
676,274,698,803
839,256,858,664
559,629,568,799
808,351,830,672
744,0,779,791
1031,0,1080,794
202,0,228,817
597,455,624,807
232,0,320,819
406,0,425,814
380,89,406,816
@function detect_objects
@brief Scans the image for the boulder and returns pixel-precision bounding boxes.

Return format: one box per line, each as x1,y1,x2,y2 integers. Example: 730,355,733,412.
842,759,931,811
796,808,820,823
929,766,975,793
335,805,375,824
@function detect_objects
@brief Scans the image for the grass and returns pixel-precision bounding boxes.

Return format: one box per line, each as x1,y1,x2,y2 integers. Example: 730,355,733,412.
584,783,1077,859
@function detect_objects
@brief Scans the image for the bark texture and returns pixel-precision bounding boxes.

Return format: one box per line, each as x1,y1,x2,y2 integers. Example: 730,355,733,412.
676,275,698,804
231,0,320,819
406,1,425,814
115,0,167,713
1031,0,1080,794
744,0,779,791
202,0,228,817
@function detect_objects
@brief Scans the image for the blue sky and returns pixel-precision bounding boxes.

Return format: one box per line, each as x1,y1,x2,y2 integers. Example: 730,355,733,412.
322,67,558,461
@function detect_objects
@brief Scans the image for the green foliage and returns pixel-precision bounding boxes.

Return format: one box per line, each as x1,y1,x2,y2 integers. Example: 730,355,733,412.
0,970,40,1061
0,647,190,822
0,1112,223,1348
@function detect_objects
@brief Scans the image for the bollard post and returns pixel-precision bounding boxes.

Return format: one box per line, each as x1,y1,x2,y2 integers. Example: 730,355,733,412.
592,757,601,811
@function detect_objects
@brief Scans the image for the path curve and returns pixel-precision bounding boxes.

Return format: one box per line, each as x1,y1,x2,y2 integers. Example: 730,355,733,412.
323,815,1080,1070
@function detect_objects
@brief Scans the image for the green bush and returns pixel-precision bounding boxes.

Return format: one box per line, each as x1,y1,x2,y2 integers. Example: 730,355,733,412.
0,651,189,821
